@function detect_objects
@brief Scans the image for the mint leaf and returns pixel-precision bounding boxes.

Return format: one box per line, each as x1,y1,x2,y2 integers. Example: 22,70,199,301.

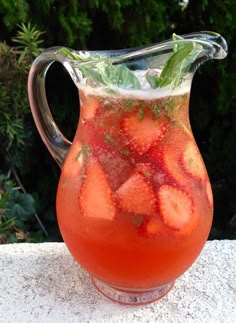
56,48,141,90
159,37,202,88
172,33,185,52
56,48,103,62
97,61,141,89
79,64,104,86
146,72,160,89
145,34,203,89
104,133,114,144
56,48,83,60
57,34,203,91
138,106,145,120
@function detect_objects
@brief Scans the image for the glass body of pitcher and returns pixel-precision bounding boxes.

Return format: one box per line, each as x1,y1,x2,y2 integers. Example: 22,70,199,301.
28,32,227,305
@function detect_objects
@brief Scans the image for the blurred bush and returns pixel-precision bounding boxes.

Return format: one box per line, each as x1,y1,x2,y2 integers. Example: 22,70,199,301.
0,0,235,242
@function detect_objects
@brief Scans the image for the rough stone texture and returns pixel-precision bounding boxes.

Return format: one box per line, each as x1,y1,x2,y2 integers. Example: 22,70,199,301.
0,240,235,323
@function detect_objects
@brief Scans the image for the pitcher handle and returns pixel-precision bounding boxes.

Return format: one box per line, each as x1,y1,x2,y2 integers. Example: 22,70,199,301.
28,48,73,168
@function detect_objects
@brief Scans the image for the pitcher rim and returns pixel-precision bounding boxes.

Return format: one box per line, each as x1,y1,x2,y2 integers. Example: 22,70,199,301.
56,31,227,64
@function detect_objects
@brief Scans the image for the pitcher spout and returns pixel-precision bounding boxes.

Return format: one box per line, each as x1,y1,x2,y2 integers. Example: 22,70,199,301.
113,31,228,63
181,31,228,60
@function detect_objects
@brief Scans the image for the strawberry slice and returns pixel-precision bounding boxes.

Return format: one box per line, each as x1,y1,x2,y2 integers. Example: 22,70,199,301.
121,109,168,155
182,141,206,181
116,172,156,216
62,141,84,178
151,127,193,186
79,157,116,220
158,184,194,230
79,90,100,121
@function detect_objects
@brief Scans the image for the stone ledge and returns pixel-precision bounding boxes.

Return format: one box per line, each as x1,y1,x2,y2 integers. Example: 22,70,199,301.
0,240,235,323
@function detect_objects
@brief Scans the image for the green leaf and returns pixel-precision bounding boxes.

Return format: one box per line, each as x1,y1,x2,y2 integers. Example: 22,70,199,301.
104,133,114,144
56,48,86,60
145,33,203,89
138,106,145,120
98,61,141,89
172,33,185,52
6,191,35,221
150,102,161,118
0,217,15,233
159,40,202,88
56,48,141,89
79,64,104,85
146,72,160,89
57,33,202,91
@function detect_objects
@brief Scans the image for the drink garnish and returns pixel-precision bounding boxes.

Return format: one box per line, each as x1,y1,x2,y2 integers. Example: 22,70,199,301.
56,33,202,90
56,47,141,89
146,34,202,89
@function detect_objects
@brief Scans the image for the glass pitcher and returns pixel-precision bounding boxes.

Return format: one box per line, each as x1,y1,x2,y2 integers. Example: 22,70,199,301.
28,31,227,305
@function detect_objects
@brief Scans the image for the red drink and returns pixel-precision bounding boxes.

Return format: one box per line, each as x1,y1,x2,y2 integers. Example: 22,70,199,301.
56,84,213,303
27,31,227,306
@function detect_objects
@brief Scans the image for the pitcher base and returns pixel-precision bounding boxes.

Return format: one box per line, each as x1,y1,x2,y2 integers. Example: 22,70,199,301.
91,277,174,305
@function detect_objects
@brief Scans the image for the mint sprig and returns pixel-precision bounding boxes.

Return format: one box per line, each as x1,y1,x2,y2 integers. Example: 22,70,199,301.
158,35,202,88
96,61,141,89
146,34,202,89
146,71,160,89
56,33,202,90
56,48,141,90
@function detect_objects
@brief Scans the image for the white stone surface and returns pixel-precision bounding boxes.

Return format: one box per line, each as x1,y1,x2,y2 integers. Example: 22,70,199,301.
0,240,235,323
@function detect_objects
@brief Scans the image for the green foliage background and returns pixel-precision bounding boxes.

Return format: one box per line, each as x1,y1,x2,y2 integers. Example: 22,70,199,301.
0,0,235,242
